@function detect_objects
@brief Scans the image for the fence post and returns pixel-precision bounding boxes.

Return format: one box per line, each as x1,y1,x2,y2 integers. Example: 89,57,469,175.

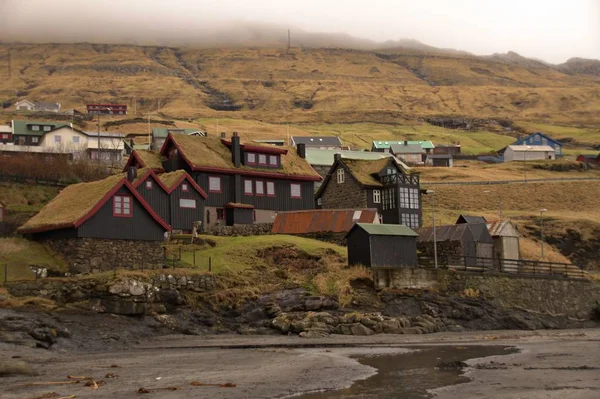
209,256,212,272
4,264,7,283
193,250,196,267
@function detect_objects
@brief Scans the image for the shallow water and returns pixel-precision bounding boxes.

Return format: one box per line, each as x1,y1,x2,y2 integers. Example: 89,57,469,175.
298,345,516,399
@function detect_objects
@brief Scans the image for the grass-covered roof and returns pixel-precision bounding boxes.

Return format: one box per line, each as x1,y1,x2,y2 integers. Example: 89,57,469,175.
132,150,164,170
342,158,392,187
18,174,126,233
157,170,188,190
167,135,321,180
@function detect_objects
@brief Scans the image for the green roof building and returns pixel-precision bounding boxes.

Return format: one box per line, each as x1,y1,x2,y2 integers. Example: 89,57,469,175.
11,120,70,145
371,140,435,153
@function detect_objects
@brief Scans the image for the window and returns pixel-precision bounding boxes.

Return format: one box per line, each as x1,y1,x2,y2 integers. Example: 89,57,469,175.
337,168,345,183
542,138,548,145
113,195,132,217
269,155,278,166
32,125,40,131
72,136,80,144
258,154,267,166
208,176,221,193
409,188,419,209
373,190,381,204
54,135,62,143
182,183,189,192
266,181,275,197
216,208,225,220
534,135,541,143
244,179,253,195
401,214,420,229
31,137,39,144
290,183,302,199
255,181,265,196
179,199,196,209
317,198,322,206
43,125,51,132
247,153,257,165
145,180,153,190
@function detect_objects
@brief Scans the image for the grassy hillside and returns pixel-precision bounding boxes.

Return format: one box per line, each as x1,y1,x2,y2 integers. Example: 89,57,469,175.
0,238,66,281
2,43,600,126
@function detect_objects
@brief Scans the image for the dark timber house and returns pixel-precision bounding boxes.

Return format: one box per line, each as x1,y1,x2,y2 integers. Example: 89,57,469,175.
123,149,165,172
157,170,207,232
346,223,419,267
315,156,422,229
160,133,322,228
18,174,171,274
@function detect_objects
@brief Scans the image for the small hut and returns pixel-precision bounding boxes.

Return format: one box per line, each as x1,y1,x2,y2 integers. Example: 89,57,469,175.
346,223,418,267
417,223,494,267
487,220,520,261
225,203,255,226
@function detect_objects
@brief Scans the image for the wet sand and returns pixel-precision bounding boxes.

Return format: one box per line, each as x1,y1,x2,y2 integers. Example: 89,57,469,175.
2,329,600,398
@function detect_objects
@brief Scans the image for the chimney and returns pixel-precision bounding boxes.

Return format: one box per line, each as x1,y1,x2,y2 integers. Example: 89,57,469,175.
297,143,306,159
231,132,241,168
126,166,137,183
333,153,342,162
220,132,226,139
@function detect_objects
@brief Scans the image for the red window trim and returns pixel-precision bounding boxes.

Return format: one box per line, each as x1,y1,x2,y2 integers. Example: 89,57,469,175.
255,180,265,196
266,181,276,197
182,183,189,192
208,176,222,193
244,179,254,195
258,154,268,166
290,183,302,199
268,155,278,167
145,180,153,190
112,195,133,218
247,152,257,165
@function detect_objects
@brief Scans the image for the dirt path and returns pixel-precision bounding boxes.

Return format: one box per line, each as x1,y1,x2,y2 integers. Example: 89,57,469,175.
2,329,600,399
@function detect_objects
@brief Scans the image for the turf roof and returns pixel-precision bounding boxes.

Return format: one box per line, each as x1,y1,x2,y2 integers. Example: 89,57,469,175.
132,150,164,170
157,170,188,190
166,135,321,180
18,174,126,233
342,158,395,187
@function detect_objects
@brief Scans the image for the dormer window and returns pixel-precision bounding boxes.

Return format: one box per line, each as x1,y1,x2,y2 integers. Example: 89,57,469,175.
182,183,189,192
269,155,278,166
43,125,52,132
247,153,257,165
337,168,345,183
146,180,153,190
32,125,40,131
387,167,397,175
258,154,267,166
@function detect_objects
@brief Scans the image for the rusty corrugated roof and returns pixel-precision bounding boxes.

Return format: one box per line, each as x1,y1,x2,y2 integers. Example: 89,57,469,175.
272,209,379,234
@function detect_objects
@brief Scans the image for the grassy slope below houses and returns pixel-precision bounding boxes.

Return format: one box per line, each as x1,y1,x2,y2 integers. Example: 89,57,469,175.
0,238,66,282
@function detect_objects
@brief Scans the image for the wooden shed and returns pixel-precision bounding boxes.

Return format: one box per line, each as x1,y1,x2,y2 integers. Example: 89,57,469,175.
346,223,419,268
487,220,520,262
225,203,255,226
417,224,494,267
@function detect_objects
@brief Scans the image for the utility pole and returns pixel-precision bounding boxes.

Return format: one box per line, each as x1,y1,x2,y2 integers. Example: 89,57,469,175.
287,29,291,53
147,112,151,150
97,114,101,165
7,49,11,79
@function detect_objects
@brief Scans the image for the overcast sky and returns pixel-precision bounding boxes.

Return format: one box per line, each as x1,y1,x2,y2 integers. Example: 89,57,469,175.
1,0,598,63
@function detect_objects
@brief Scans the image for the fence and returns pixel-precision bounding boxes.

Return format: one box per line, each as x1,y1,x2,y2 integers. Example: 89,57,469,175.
421,177,600,186
0,173,73,188
418,255,587,280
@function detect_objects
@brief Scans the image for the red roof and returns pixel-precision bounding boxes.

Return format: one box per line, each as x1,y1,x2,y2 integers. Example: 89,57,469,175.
272,209,379,234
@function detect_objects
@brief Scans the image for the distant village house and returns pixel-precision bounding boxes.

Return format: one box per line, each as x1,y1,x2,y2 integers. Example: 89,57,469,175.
291,136,344,150
15,100,61,113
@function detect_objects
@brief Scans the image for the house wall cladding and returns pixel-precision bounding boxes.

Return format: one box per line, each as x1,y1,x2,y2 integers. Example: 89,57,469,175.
320,166,367,209
169,183,205,231
136,178,170,224
43,238,164,274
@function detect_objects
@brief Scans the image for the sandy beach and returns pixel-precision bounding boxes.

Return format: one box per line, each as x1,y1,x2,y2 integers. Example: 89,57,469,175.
2,329,600,398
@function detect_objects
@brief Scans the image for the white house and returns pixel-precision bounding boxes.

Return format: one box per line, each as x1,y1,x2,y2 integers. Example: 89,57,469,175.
503,145,555,162
38,126,125,162
15,100,61,113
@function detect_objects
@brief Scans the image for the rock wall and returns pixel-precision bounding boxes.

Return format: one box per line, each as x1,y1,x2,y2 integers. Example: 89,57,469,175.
319,165,367,209
43,238,164,274
5,273,216,316
205,223,273,236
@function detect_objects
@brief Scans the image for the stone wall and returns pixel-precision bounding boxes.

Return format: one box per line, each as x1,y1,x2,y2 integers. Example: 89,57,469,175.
5,273,216,316
320,165,367,209
43,238,164,274
417,241,464,260
374,267,600,320
205,223,273,236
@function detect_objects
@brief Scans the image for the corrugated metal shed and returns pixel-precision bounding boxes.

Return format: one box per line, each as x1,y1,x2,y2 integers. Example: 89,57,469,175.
456,215,488,224
272,209,379,234
351,223,418,237
418,223,493,244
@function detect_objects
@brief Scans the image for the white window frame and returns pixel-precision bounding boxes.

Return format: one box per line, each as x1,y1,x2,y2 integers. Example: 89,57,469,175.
145,180,153,190
255,180,265,196
244,179,254,195
317,197,322,206
258,154,267,166
179,199,196,209
269,155,278,166
182,183,189,192
373,189,381,204
31,137,39,143
266,181,275,197
43,125,52,132
208,176,221,193
337,168,345,183
290,183,302,199
247,152,257,165
31,125,40,131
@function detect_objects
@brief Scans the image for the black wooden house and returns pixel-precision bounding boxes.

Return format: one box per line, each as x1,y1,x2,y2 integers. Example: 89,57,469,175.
316,156,422,228
159,133,322,228
346,223,419,267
